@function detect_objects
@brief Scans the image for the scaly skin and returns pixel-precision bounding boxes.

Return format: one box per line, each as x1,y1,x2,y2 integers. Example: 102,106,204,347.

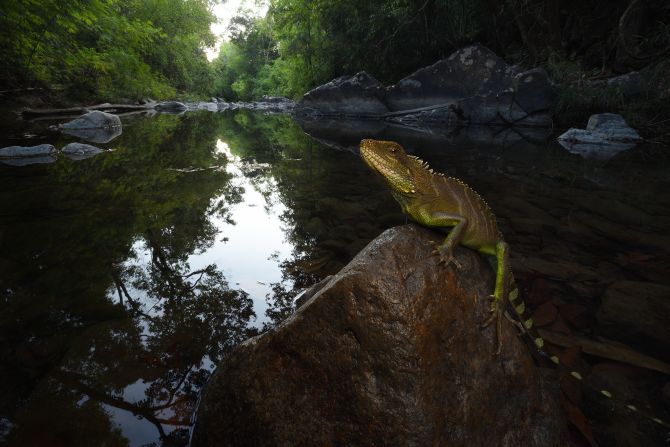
360,138,510,353
360,138,669,428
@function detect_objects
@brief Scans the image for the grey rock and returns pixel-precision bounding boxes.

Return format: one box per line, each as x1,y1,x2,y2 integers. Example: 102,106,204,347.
513,68,556,115
193,225,569,447
259,95,293,104
296,71,388,116
60,142,104,160
586,113,641,141
296,45,555,127
0,144,56,158
385,44,518,112
557,113,641,160
196,102,218,112
61,110,121,130
154,101,188,112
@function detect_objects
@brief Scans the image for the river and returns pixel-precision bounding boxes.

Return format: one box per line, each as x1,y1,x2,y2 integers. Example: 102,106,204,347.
1,109,668,445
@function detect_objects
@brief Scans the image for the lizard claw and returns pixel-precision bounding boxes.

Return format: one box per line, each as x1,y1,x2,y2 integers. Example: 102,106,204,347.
480,296,503,355
432,245,461,268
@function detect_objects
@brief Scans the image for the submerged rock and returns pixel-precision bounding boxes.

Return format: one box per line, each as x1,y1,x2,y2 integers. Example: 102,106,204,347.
557,113,642,160
193,225,569,447
60,143,104,160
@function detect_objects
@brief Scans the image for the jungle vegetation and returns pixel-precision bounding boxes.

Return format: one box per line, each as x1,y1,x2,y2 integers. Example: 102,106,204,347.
1,0,669,128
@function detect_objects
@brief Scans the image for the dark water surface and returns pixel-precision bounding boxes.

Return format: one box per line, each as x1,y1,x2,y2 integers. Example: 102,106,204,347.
1,110,668,446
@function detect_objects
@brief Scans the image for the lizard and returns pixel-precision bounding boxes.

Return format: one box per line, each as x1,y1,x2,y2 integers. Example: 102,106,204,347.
359,138,668,428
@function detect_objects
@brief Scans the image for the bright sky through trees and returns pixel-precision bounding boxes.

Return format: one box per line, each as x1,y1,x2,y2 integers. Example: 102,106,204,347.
207,0,269,61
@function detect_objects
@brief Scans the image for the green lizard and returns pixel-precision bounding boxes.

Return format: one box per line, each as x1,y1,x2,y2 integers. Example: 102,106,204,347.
359,138,668,428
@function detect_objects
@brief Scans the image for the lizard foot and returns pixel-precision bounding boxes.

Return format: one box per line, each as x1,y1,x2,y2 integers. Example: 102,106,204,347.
432,245,461,268
480,296,503,355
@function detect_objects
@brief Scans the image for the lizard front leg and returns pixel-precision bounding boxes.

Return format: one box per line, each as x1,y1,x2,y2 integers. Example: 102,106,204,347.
420,211,468,267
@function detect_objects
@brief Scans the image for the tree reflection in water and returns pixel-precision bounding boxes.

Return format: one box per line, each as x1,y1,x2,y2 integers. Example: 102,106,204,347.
0,112,258,446
0,110,399,446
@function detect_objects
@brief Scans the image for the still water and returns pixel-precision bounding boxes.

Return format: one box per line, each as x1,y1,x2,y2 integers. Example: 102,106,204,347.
0,110,668,446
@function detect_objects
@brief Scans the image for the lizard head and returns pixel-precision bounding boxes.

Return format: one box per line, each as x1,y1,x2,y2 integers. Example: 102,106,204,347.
360,139,423,196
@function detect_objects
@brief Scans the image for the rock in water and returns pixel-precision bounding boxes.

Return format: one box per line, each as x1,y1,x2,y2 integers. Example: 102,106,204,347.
385,44,517,111
557,113,641,160
294,44,555,127
60,143,104,160
154,101,188,113
585,113,641,141
296,71,389,116
60,110,121,130
60,111,122,143
193,225,569,447
0,144,56,158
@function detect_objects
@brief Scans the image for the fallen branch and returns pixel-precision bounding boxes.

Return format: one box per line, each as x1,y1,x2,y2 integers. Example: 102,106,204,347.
537,328,670,375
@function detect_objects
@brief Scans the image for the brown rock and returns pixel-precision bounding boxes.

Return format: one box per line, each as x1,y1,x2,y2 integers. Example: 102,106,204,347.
193,225,570,447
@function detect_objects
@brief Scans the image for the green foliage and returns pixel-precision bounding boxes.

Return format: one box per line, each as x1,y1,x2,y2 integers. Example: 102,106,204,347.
545,55,624,125
0,0,215,100
212,0,495,100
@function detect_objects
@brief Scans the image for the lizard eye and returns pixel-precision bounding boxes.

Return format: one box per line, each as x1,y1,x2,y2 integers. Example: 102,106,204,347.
390,147,397,153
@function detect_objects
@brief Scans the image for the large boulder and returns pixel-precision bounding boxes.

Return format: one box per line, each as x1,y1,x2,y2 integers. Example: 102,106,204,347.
193,225,570,447
385,44,518,111
557,113,642,160
296,71,389,116
295,45,555,127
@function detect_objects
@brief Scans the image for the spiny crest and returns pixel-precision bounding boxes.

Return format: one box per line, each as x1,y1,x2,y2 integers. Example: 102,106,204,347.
415,157,500,237
408,155,445,177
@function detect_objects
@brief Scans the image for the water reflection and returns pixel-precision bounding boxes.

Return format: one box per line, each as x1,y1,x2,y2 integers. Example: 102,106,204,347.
0,113,263,446
1,109,668,445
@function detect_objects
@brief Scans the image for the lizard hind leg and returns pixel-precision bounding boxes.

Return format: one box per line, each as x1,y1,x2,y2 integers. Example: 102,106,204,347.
479,240,511,355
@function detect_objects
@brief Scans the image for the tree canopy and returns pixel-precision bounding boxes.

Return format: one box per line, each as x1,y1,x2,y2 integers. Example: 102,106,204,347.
1,0,668,109
212,0,670,101
0,0,216,100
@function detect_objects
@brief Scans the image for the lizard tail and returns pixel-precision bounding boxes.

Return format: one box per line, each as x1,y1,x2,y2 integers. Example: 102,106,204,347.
507,282,670,430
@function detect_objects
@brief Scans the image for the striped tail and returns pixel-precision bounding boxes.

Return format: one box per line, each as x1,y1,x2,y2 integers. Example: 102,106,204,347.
506,281,670,429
